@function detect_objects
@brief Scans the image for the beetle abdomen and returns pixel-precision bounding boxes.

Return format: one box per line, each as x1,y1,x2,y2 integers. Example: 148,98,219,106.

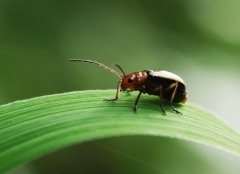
163,82,187,103
143,73,187,103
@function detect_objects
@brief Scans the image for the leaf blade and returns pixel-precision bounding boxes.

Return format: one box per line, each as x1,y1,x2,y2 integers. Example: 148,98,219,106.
0,90,240,173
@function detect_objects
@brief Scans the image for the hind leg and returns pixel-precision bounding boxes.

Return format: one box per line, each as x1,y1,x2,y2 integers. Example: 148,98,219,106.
168,82,182,115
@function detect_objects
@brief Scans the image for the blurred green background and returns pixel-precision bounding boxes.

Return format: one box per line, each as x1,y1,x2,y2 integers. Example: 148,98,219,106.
1,0,240,173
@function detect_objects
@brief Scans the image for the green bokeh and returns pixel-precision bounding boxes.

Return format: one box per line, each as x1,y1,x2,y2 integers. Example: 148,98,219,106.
30,137,219,174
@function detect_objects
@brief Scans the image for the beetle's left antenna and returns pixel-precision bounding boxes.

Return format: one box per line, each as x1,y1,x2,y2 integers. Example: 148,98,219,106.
69,59,123,79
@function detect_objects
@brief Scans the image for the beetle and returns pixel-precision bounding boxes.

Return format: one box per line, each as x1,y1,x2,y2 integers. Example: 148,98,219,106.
70,59,187,115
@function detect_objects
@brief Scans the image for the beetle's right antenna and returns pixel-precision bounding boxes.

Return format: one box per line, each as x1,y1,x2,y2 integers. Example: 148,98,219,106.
69,59,123,79
114,64,126,77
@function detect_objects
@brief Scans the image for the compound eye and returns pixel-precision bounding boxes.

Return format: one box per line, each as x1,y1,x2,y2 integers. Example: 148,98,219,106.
128,77,134,83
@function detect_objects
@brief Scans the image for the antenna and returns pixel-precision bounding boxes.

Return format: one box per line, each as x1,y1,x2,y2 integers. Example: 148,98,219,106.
114,64,126,77
69,59,123,79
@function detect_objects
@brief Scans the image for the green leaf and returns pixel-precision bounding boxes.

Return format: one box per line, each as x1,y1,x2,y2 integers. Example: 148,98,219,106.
0,90,240,173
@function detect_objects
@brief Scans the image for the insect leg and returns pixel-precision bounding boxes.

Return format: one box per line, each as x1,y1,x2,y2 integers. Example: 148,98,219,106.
104,80,122,101
133,85,145,112
159,86,166,115
133,91,142,112
169,82,182,115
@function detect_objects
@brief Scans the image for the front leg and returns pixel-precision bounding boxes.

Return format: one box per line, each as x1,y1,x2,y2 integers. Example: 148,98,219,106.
104,80,122,101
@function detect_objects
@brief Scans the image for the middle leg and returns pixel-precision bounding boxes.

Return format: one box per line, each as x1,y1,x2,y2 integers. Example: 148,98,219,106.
133,91,142,112
159,86,166,115
133,85,145,112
